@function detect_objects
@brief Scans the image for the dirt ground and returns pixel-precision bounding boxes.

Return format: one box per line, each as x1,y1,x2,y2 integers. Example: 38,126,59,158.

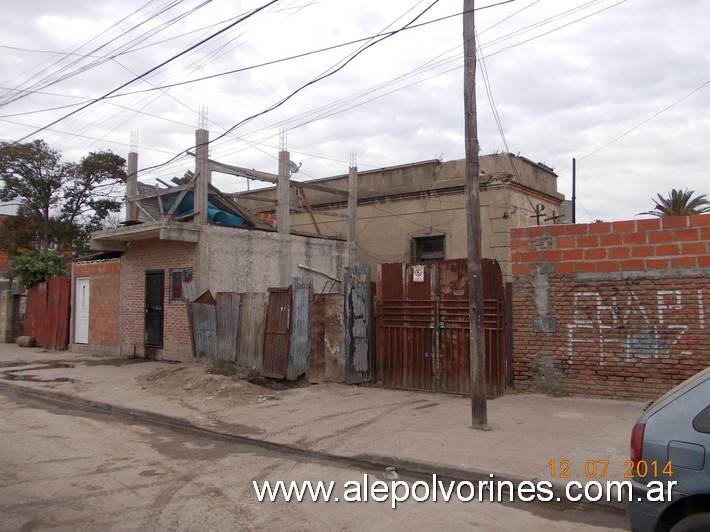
139,357,297,407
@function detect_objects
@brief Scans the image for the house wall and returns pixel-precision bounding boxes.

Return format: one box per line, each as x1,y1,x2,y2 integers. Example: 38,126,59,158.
120,240,198,361
511,214,710,400
237,154,565,281
200,225,351,294
71,259,121,355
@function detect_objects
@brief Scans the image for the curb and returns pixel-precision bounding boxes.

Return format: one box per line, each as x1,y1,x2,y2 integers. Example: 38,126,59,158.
0,380,626,512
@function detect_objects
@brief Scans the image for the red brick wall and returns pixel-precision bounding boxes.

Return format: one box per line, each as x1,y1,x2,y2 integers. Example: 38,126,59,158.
120,240,198,360
74,260,120,347
511,214,710,400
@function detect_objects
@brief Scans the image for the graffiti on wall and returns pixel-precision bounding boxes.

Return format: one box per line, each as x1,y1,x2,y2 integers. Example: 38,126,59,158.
567,287,706,364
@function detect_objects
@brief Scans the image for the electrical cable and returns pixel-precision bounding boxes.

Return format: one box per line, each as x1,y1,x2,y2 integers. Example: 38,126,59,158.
12,0,280,144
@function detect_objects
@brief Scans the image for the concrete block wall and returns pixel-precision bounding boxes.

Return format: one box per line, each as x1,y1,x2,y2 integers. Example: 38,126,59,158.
202,225,350,294
74,260,121,350
120,240,198,361
511,214,710,399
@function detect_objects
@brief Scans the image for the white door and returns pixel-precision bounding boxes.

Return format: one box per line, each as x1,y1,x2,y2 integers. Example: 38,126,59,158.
75,278,90,344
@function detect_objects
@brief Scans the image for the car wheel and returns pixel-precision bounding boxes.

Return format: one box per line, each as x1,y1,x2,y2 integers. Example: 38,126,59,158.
671,513,710,532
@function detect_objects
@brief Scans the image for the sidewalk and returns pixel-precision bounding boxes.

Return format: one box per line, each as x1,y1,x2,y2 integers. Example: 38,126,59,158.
0,344,645,508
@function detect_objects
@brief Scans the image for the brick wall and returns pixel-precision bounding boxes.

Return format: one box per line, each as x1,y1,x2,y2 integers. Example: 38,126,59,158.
74,260,120,348
511,214,710,399
120,240,198,360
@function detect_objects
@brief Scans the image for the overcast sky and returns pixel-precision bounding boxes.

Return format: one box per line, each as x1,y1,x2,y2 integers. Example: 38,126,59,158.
0,0,708,222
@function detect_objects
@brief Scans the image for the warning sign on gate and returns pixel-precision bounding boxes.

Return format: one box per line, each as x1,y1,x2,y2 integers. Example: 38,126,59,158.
412,265,425,283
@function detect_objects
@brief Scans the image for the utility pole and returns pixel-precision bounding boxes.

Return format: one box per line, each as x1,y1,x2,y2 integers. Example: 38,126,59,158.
463,0,488,429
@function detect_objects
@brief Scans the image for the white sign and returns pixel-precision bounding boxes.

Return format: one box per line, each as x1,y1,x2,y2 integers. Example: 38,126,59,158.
412,265,425,283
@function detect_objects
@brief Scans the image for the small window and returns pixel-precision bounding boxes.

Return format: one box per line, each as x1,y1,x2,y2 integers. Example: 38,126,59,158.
169,268,193,302
411,235,445,262
693,405,710,434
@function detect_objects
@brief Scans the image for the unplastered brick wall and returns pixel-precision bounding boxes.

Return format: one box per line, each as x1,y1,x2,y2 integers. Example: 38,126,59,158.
511,214,710,400
74,260,120,348
120,240,198,360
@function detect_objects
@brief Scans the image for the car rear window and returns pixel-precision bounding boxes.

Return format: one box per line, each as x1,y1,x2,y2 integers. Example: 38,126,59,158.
693,405,710,434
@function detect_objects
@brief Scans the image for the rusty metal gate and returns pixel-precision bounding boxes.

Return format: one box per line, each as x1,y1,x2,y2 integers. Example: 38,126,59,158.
24,276,70,350
377,258,506,396
262,286,292,379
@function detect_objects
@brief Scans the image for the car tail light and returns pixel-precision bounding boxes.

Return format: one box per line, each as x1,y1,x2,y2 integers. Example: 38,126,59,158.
630,422,645,466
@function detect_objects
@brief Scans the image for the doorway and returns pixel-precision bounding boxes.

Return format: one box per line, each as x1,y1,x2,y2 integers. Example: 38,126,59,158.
75,278,90,344
145,270,164,352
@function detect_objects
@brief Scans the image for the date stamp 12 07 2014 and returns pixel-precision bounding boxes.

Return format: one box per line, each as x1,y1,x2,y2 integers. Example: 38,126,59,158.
547,459,674,480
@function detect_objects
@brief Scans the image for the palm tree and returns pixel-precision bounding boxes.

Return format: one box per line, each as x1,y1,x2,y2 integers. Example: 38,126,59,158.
641,189,710,217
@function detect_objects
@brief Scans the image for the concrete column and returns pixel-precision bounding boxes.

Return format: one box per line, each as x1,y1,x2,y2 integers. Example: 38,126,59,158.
195,129,210,226
347,165,358,265
277,150,290,235
125,152,138,221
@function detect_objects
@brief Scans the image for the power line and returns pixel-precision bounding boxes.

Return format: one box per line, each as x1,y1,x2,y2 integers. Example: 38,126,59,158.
567,80,710,167
12,0,280,144
139,0,444,173
0,0,191,107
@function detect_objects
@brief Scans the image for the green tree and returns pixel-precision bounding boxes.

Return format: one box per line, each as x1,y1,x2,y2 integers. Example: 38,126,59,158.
643,189,710,217
9,248,67,288
0,140,127,256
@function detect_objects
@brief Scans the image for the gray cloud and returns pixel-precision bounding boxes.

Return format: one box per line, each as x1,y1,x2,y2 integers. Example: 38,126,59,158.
0,0,707,222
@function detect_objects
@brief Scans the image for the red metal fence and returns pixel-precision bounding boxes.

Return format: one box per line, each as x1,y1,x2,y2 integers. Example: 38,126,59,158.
377,259,506,396
24,276,70,350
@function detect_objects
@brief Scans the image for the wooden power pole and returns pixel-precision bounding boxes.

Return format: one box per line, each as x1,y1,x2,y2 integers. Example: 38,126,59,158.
463,0,488,429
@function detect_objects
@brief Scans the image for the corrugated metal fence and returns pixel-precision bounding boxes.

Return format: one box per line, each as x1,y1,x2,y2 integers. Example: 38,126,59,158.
24,276,70,350
185,269,371,384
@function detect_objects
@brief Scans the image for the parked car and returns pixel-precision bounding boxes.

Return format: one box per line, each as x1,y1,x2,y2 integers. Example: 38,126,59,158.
626,366,710,531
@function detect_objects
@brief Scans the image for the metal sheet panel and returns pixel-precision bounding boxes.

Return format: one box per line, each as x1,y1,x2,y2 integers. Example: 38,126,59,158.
216,292,239,361
23,282,47,341
438,259,470,394
237,292,268,370
191,299,217,358
262,287,291,379
287,277,312,380
482,258,506,397
344,266,371,384
377,263,435,391
24,277,70,350
309,293,344,383
45,276,70,351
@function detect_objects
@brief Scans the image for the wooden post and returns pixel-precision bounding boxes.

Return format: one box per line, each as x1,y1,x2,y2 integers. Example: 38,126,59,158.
464,0,488,429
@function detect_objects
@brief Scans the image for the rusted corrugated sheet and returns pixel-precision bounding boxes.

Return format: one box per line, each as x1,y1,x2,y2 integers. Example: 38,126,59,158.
376,259,506,397
216,292,239,361
23,282,47,341
24,276,70,350
287,277,312,380
482,258,506,397
308,295,326,383
377,262,436,391
309,293,344,383
344,266,371,384
46,276,70,350
237,293,268,370
190,291,217,358
262,287,291,379
438,259,469,394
